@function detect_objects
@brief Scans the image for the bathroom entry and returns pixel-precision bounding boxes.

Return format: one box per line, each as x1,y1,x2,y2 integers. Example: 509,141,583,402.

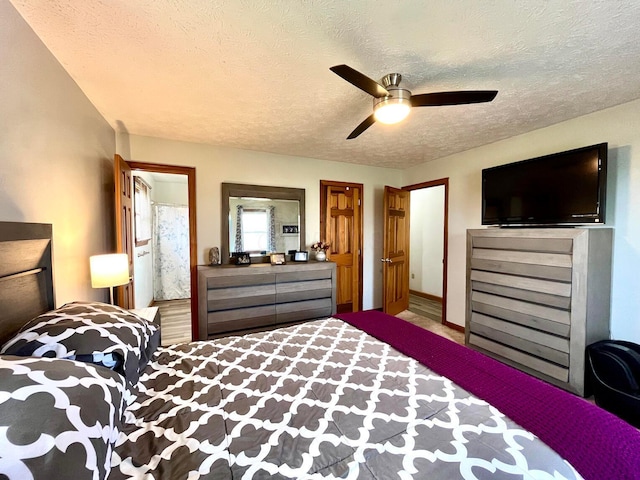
131,170,192,344
113,154,196,344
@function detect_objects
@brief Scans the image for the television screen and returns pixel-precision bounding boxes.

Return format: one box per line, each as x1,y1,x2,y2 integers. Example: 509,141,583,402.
482,143,607,226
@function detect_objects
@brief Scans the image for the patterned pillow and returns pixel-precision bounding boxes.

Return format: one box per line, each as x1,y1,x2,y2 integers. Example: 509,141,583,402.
0,302,160,388
0,355,127,480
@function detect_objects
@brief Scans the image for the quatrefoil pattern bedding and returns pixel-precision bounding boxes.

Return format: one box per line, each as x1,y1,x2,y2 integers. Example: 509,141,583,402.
0,355,127,480
1,302,159,388
111,318,581,480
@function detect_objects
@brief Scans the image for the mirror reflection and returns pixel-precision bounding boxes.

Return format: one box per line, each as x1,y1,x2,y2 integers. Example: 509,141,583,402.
229,197,300,256
221,183,306,263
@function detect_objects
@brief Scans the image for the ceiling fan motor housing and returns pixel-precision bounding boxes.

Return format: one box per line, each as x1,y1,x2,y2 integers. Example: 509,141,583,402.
374,73,412,114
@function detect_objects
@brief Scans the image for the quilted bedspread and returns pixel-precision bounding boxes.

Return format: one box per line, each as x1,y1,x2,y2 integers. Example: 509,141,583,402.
111,318,581,479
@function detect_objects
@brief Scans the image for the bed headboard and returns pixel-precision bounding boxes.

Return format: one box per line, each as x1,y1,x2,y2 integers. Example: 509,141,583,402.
0,222,54,346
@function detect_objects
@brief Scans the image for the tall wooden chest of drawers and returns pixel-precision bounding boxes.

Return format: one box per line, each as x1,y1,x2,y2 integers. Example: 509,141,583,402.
466,228,612,396
198,261,336,339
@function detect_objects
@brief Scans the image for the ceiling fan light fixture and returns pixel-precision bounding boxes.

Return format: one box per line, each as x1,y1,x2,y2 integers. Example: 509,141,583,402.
374,100,411,124
373,88,412,124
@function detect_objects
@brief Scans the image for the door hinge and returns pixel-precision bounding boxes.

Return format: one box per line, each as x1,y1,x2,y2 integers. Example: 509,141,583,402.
358,199,361,206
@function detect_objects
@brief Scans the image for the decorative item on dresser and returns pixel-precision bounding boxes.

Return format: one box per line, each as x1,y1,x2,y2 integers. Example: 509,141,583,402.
197,261,336,339
270,252,286,265
466,228,613,396
311,240,330,262
208,247,220,265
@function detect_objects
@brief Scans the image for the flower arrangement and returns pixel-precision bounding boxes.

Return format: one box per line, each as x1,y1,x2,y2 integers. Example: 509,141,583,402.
311,241,330,252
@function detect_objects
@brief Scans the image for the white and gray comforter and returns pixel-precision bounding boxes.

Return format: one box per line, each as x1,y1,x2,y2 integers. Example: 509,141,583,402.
111,318,581,479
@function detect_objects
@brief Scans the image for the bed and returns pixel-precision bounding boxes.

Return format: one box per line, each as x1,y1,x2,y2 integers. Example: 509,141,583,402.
1,221,639,480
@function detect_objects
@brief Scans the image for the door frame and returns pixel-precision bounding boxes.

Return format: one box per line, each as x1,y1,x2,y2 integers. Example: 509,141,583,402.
320,180,363,312
403,178,458,332
126,161,199,341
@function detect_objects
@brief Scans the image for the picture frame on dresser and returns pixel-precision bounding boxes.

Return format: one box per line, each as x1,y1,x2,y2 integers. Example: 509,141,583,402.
231,252,251,265
293,251,308,262
270,253,286,265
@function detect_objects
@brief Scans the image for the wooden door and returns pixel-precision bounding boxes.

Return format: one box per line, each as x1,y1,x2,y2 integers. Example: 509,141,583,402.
114,154,134,308
321,181,363,313
383,186,410,315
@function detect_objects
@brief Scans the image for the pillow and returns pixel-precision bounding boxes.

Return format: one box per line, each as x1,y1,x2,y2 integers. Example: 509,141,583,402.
0,355,127,480
0,302,160,388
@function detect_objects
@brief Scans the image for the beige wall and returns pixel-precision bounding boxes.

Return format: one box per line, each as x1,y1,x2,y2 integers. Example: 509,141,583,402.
120,134,403,310
0,1,116,305
404,98,640,341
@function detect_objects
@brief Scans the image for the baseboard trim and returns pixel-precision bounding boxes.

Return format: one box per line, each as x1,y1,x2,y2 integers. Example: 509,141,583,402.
444,320,465,333
409,290,442,303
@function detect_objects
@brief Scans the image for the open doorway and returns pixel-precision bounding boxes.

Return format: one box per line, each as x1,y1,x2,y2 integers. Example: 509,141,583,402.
403,178,458,332
132,171,191,344
119,158,197,344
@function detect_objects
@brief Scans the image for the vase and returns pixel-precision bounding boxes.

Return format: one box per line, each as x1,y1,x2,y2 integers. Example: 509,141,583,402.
315,250,326,262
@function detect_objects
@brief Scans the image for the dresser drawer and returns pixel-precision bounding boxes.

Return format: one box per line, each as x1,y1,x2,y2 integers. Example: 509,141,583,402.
471,236,573,254
207,305,276,334
206,272,275,289
276,278,332,303
275,298,333,324
469,333,569,382
206,284,275,311
470,312,569,366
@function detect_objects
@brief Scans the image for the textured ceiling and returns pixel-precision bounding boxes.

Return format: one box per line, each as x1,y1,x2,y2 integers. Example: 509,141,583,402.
10,0,640,169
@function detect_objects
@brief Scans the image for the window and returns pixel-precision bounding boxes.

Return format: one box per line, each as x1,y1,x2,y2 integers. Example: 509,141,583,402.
134,176,152,246
242,209,268,253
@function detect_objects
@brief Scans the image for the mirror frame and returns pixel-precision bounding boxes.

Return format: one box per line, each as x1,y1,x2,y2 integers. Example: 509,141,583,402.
221,183,306,264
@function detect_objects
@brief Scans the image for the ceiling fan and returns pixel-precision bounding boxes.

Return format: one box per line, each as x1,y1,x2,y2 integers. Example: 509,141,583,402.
330,64,498,139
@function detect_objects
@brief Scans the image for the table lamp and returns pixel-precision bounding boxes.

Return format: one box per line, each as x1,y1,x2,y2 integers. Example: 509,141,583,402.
90,253,130,304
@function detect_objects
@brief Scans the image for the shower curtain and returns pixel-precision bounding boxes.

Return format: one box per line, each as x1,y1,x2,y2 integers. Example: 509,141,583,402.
153,204,190,300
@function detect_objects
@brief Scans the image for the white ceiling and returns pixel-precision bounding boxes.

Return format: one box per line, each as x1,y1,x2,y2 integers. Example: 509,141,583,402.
10,0,640,169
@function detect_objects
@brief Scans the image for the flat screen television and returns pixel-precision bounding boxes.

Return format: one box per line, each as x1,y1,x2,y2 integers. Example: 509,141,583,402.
482,143,607,226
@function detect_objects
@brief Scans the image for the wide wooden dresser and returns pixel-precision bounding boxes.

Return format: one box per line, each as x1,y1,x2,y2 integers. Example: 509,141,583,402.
466,228,612,396
198,261,336,339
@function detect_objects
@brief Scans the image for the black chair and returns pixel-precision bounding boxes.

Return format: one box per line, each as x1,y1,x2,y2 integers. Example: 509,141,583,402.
586,339,640,428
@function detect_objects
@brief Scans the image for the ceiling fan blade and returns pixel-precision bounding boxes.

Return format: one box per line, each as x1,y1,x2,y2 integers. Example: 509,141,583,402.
347,114,376,139
410,90,498,107
330,65,389,98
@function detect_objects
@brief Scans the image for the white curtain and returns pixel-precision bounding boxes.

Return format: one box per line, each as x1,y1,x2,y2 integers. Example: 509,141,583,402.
267,206,276,252
153,204,190,300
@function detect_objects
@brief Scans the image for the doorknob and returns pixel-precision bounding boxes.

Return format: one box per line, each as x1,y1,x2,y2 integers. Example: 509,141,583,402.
380,258,393,263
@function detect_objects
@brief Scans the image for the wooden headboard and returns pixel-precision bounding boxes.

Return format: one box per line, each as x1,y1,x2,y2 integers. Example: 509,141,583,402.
0,222,54,346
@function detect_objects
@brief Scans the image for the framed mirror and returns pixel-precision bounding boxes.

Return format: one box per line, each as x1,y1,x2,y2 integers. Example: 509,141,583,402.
221,183,306,264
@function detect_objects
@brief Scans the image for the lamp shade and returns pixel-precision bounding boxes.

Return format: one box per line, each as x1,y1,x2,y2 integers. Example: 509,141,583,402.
90,254,130,288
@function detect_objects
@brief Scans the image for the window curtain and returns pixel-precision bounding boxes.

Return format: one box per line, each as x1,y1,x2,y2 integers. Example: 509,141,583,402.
235,205,244,252
153,204,190,301
268,206,276,252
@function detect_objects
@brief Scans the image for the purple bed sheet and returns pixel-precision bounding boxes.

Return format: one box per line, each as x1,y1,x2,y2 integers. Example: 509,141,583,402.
336,310,640,480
